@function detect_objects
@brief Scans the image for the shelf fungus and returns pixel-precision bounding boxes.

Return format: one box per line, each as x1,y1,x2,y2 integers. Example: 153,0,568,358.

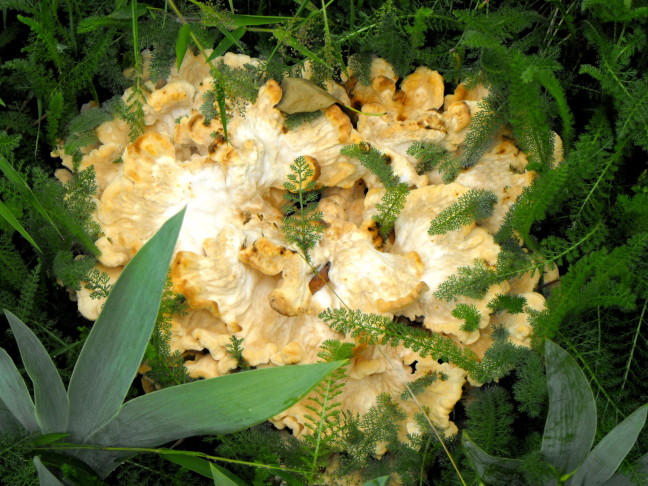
60,52,557,443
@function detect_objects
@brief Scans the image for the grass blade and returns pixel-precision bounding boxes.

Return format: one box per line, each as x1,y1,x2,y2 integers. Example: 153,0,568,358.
66,208,185,438
208,27,246,61
0,347,38,432
5,310,69,433
541,340,597,476
175,23,191,71
0,153,62,238
0,199,42,253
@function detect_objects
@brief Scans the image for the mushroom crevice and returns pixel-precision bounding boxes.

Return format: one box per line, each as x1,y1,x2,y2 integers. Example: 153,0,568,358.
59,51,558,440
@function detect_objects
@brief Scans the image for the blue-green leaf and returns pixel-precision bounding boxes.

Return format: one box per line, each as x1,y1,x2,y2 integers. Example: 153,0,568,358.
541,340,597,476
5,310,69,433
601,452,648,486
210,462,247,486
0,347,38,432
175,23,191,71
462,431,523,483
0,399,21,435
569,405,647,486
33,456,64,486
91,361,342,446
66,208,185,438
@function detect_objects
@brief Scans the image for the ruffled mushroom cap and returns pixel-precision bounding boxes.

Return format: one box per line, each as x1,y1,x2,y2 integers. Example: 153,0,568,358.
60,53,550,447
392,183,508,344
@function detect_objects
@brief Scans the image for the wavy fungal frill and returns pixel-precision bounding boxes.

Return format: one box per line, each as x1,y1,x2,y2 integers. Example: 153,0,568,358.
56,51,556,440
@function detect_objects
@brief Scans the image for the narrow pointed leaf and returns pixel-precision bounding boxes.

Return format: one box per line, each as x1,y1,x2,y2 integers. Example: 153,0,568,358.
230,14,292,26
541,340,597,476
33,456,64,486
0,153,62,238
210,462,247,486
67,208,185,438
90,361,342,447
31,433,71,446
5,310,69,433
462,431,523,483
362,476,390,486
208,27,246,61
0,199,42,253
569,405,647,486
0,347,38,432
161,452,213,479
175,23,191,71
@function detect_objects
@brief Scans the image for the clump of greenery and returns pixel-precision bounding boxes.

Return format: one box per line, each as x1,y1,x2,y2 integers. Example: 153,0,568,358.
341,143,409,239
428,189,498,235
281,155,325,263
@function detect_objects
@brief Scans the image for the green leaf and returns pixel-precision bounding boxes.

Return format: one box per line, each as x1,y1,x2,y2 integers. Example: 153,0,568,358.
5,310,69,433
208,27,246,61
362,476,390,486
161,452,213,479
462,431,523,483
33,456,64,486
66,208,186,438
541,340,597,476
31,433,71,446
0,347,38,432
569,405,647,486
0,199,42,253
89,361,343,448
0,98,5,107
175,24,191,71
0,153,62,238
210,462,247,486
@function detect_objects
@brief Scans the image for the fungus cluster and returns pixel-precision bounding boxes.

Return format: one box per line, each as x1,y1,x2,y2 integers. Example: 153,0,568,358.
56,51,557,441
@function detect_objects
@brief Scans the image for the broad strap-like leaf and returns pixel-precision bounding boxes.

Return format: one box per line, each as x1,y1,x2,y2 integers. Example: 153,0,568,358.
66,208,185,438
462,431,523,484
91,361,342,446
83,361,342,477
541,340,597,476
0,399,21,435
0,347,38,432
569,405,647,486
601,452,648,486
5,310,69,433
33,456,64,486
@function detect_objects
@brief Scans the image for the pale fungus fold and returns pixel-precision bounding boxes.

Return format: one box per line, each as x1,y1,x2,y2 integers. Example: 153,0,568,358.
62,51,553,444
